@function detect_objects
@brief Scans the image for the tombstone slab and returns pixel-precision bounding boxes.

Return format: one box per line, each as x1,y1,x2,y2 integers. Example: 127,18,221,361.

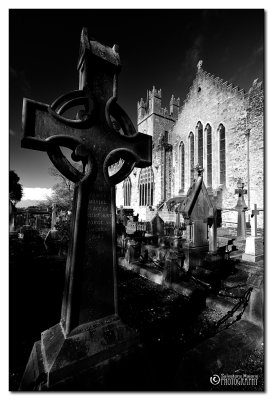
19,28,152,390
150,212,165,237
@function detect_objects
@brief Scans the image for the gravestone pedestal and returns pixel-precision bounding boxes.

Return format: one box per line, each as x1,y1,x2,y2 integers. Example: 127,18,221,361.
242,204,263,262
183,220,209,271
20,316,139,390
242,236,263,262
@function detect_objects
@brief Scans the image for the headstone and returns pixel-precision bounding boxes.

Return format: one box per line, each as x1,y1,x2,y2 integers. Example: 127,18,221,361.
175,207,181,229
126,220,137,235
51,203,57,229
234,179,248,239
242,204,263,262
9,201,16,232
44,226,62,255
180,165,215,270
163,249,181,283
120,206,128,226
20,28,152,390
150,213,165,236
125,238,141,263
25,210,30,225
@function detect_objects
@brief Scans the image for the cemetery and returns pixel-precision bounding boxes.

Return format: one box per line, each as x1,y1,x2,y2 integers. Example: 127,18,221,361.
9,27,264,391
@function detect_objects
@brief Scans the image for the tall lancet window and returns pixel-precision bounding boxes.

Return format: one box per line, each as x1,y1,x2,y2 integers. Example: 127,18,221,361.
123,177,131,206
205,124,212,187
218,124,226,185
179,141,185,193
189,132,194,185
139,167,154,206
196,121,203,168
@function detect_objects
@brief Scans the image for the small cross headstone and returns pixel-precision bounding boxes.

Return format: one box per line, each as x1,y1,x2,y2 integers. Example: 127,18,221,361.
234,178,248,239
20,28,152,390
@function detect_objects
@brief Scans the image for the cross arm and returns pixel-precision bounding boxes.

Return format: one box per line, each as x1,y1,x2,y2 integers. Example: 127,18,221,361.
21,98,81,152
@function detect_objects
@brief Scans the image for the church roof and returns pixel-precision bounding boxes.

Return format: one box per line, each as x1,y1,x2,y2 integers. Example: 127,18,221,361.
178,60,263,118
180,174,214,221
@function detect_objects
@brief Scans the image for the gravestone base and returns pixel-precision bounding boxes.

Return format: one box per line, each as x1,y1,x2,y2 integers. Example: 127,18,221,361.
20,315,140,391
183,244,209,271
242,236,263,263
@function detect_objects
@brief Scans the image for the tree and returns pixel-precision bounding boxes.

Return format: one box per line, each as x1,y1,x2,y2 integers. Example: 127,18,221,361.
9,170,23,205
48,167,75,212
38,161,84,212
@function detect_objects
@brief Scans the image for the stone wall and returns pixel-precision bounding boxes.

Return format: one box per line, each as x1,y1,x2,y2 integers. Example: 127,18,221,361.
171,67,263,227
247,80,264,228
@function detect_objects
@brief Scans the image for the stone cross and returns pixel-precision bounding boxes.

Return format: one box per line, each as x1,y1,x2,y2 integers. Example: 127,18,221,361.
197,60,203,70
235,178,247,199
20,28,152,390
251,204,261,237
234,179,248,239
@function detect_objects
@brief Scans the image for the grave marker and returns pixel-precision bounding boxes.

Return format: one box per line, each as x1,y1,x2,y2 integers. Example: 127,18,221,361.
234,178,248,239
20,28,152,390
181,165,215,270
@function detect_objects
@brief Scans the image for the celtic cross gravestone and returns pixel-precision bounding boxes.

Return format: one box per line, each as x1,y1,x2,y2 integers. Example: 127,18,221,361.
235,178,248,239
20,28,152,390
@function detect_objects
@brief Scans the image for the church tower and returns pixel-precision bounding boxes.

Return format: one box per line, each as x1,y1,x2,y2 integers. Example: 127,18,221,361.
137,87,180,209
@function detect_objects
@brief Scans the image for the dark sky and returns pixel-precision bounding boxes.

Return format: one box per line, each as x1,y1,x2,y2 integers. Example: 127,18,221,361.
9,9,264,192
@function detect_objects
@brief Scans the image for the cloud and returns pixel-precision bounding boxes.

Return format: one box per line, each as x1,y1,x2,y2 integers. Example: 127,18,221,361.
178,34,204,83
22,187,53,201
228,43,264,84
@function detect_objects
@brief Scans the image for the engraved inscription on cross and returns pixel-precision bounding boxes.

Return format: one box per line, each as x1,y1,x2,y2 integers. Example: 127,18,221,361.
21,28,152,336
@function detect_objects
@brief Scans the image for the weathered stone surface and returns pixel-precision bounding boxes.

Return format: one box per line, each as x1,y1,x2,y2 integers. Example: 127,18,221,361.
20,28,152,390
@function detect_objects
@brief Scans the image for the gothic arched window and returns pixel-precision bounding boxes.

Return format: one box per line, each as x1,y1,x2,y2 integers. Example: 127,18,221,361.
123,177,131,206
189,132,194,185
196,121,203,168
139,167,154,206
205,124,212,187
218,124,226,185
179,141,185,193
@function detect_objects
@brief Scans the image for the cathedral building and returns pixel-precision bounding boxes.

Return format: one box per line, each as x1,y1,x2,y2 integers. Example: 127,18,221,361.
115,61,264,227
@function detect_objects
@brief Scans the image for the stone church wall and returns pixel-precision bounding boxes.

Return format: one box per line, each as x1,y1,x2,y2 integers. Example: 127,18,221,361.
115,66,263,228
171,67,263,227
